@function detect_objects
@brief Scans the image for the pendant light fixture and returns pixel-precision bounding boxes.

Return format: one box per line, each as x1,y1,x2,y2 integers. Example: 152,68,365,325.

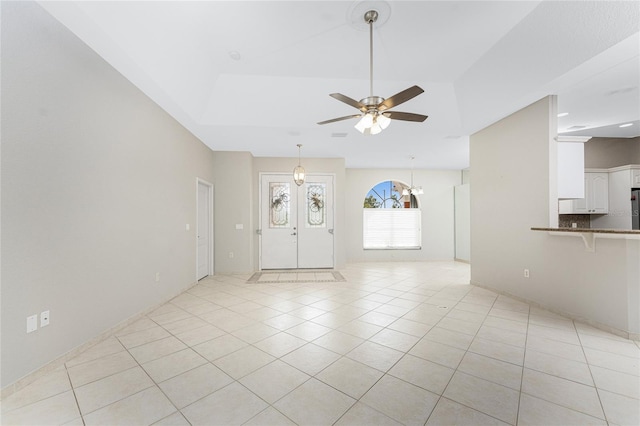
402,156,424,196
293,144,305,186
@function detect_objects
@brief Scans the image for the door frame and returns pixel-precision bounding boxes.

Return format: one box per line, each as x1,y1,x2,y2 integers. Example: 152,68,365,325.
258,172,336,270
196,178,214,279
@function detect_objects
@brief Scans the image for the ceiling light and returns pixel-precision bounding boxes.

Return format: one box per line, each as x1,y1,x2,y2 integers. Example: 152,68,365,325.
293,144,305,186
619,123,633,128
557,112,569,117
402,156,424,196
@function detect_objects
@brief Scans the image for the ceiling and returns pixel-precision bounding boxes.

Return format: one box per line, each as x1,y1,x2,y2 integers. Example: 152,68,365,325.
38,1,639,169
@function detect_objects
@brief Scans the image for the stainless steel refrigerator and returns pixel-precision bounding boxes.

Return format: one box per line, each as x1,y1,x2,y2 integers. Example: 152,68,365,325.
633,189,640,230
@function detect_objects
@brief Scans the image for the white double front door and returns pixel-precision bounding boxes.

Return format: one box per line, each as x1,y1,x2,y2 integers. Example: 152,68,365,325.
260,174,334,269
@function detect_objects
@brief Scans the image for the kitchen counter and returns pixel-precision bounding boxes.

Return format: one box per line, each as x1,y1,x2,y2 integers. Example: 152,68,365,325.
531,227,640,251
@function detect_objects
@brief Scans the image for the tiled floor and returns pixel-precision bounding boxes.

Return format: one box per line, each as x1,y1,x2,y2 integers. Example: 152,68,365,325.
2,261,639,425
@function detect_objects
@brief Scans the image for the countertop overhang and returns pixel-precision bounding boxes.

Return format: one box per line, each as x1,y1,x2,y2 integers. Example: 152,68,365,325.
531,227,640,251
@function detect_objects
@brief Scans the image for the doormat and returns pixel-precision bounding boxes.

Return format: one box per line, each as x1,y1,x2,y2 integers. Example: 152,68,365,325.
247,270,346,284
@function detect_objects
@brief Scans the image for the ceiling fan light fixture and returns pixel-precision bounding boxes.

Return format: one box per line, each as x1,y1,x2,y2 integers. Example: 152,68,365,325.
355,113,374,133
377,113,391,129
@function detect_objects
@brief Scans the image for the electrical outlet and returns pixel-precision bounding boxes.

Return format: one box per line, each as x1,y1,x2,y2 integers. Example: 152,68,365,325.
524,269,530,278
41,310,50,327
228,252,234,259
155,272,160,282
27,315,38,333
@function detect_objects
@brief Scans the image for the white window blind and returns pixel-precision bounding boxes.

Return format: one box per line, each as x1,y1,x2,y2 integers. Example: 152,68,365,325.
363,209,422,249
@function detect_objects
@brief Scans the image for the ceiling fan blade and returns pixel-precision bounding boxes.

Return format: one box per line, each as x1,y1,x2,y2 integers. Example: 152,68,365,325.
329,93,367,112
377,85,424,111
317,114,362,125
383,111,428,122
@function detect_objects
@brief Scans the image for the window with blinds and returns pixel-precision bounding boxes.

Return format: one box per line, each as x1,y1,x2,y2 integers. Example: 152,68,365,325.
363,209,422,249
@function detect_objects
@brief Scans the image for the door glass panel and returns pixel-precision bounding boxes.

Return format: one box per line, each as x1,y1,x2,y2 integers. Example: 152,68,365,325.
306,183,326,228
270,182,290,228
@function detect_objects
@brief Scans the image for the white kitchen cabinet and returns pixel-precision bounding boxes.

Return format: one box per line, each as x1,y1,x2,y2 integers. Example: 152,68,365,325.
559,172,608,214
632,169,640,187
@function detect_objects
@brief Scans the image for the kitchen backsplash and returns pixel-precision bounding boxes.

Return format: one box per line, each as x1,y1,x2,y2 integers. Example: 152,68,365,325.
559,214,591,228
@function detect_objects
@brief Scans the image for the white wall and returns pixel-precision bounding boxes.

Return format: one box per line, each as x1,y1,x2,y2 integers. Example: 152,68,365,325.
471,96,640,337
1,2,216,389
454,184,471,262
345,169,459,262
585,137,640,168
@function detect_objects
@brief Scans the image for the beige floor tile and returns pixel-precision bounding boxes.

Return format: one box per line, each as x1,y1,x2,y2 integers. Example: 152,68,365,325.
158,363,233,409
115,317,159,337
171,292,208,308
141,348,207,383
192,334,247,361
489,307,530,323
528,313,575,331
0,390,80,426
369,328,420,352
445,308,487,324
83,387,176,426
181,382,268,426
262,313,306,330
310,312,354,328
160,316,208,335
152,410,191,425
67,350,138,388
426,397,510,425
584,347,640,376
579,333,640,358
288,305,326,320
281,343,341,375
522,368,604,419
483,315,529,333
117,326,171,349
285,321,332,341
347,341,404,372
388,354,454,395
590,365,640,399
239,360,310,404
476,324,527,347
74,367,153,415
128,336,187,364
173,323,226,346
528,323,581,345
468,337,525,366
518,393,607,426
437,316,483,336
458,352,523,390
313,330,365,355
409,338,466,369
227,300,263,313
243,407,297,426
598,389,640,426
526,334,586,363
338,319,383,339
387,317,433,337
334,402,402,426
66,337,126,368
253,332,307,357
361,374,439,425
244,306,282,321
1,367,71,412
525,348,594,385
274,378,355,425
443,371,519,425
231,322,279,343
316,357,384,399
213,345,275,379
424,326,475,350
359,311,398,327
149,309,193,326
199,309,255,332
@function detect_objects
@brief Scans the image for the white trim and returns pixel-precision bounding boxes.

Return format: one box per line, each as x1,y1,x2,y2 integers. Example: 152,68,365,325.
196,178,214,279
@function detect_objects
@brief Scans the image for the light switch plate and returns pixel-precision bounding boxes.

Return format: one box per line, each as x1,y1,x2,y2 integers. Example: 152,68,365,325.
27,315,38,333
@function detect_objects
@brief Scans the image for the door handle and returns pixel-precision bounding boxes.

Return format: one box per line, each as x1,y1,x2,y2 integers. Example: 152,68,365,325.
291,232,297,236
328,229,334,234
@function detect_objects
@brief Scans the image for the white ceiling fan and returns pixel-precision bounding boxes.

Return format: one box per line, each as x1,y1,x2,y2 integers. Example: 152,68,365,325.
318,9,428,135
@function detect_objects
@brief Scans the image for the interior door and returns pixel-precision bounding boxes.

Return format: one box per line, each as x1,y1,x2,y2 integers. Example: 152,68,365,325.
261,176,298,269
260,174,334,269
197,181,211,279
298,175,334,268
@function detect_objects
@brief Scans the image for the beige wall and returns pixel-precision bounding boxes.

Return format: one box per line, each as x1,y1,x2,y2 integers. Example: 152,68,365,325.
1,2,216,388
470,96,640,337
585,136,640,168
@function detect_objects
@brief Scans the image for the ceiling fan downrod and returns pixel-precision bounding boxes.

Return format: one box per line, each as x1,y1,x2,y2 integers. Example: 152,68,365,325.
365,10,378,100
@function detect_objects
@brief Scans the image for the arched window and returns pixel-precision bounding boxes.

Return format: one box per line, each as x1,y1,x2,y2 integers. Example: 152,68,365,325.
363,180,421,249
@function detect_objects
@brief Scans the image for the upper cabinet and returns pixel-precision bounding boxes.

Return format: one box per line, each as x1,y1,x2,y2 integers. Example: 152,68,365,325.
557,137,589,199
559,172,609,214
633,169,640,188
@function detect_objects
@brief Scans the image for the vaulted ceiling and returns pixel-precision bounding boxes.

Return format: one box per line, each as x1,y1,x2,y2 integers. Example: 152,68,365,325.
39,1,639,169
